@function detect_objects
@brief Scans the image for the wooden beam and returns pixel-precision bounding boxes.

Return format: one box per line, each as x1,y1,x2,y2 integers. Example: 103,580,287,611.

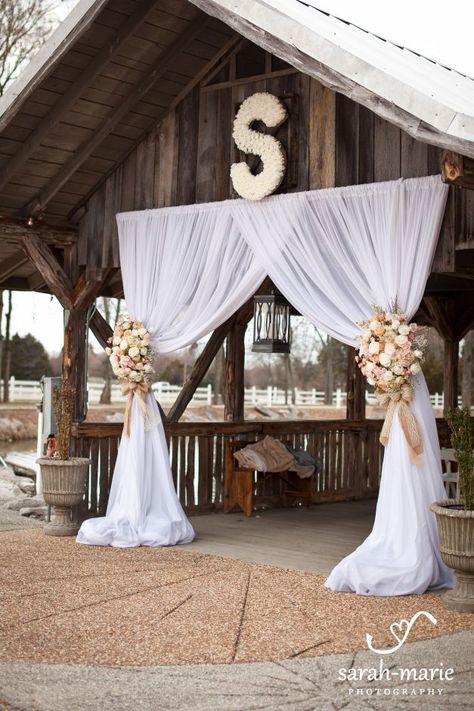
63,307,89,421
224,319,246,421
0,252,29,283
89,309,113,349
28,271,47,291
24,15,210,218
73,270,109,312
0,218,77,246
0,0,160,193
442,151,474,190
68,32,242,221
167,315,236,423
200,66,298,92
346,346,365,420
20,233,75,309
443,339,459,413
0,277,31,290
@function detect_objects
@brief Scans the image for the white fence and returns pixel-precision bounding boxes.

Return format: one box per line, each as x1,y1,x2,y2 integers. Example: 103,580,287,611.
0,377,459,408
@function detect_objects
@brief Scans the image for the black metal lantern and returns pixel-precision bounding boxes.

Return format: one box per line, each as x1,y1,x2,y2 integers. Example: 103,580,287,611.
252,288,291,353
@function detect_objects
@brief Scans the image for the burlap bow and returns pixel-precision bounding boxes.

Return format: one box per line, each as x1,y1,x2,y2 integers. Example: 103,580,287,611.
121,381,150,437
376,383,423,464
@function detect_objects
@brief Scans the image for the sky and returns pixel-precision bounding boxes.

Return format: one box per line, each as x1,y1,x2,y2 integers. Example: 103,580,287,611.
302,0,474,77
4,0,474,354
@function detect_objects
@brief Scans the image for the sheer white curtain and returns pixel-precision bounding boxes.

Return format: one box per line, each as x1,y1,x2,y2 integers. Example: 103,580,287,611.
77,206,265,547
234,174,454,594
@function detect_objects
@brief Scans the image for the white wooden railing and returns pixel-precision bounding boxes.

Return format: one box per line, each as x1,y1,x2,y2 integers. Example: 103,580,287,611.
0,377,459,408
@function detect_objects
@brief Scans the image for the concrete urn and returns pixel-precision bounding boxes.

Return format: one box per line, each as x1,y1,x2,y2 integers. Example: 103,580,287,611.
37,457,90,536
431,499,474,613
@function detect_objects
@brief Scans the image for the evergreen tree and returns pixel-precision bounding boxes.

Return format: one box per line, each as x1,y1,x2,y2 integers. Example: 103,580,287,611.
10,333,52,381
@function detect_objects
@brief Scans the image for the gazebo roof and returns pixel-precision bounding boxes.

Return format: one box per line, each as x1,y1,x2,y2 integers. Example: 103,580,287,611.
0,0,473,294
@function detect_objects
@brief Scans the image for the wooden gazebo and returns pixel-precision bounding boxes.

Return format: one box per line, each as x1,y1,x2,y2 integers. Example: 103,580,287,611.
0,0,473,516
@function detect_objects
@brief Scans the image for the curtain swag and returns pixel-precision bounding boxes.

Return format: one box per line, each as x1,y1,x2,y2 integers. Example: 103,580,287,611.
77,175,455,597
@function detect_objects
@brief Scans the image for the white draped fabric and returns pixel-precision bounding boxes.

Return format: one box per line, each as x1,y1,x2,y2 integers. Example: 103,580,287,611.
77,208,265,547
77,174,455,596
233,175,454,595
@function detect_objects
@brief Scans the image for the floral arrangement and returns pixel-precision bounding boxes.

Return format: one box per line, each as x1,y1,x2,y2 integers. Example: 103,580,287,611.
356,308,425,461
105,317,155,437
356,309,425,394
105,317,154,385
230,91,288,201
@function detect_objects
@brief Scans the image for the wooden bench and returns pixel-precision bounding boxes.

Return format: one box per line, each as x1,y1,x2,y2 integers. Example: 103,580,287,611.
223,438,313,516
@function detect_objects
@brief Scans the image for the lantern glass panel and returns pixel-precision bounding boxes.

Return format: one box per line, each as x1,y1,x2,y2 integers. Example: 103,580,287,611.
252,293,291,353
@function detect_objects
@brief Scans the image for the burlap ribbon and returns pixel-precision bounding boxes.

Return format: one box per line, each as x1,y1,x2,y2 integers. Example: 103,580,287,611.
121,381,150,437
376,383,423,464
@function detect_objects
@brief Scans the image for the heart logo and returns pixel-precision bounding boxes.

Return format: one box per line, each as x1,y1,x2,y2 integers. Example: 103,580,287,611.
390,619,409,643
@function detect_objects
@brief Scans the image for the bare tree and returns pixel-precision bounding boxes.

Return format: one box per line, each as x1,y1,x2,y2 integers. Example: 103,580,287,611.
99,297,121,404
0,0,55,96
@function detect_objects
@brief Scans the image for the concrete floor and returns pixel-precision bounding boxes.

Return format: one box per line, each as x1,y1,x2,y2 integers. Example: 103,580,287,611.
188,499,376,574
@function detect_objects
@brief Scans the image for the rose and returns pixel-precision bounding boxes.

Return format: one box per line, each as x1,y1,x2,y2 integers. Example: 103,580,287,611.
395,334,408,346
391,319,400,330
368,341,380,354
414,349,423,359
128,346,139,358
384,342,396,355
398,324,410,336
383,371,394,382
410,363,421,374
379,352,391,368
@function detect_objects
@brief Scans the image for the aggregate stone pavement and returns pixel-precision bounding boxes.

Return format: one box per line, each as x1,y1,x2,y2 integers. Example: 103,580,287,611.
1,508,472,709
0,630,472,710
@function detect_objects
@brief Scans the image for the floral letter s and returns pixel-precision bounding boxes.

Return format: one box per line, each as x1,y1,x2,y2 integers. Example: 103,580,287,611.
231,92,288,201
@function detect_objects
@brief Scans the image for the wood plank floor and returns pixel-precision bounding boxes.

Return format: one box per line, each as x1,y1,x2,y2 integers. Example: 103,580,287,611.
187,499,376,574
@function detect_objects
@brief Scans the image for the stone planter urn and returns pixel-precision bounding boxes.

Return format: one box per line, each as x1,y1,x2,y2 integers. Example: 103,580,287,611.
37,457,90,536
430,499,474,613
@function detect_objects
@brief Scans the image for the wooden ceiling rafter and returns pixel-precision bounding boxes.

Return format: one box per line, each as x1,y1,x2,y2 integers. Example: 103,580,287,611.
0,251,30,282
0,0,161,195
23,13,211,220
67,31,241,222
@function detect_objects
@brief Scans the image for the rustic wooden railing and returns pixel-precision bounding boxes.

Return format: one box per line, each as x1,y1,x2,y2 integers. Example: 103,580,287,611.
71,418,453,516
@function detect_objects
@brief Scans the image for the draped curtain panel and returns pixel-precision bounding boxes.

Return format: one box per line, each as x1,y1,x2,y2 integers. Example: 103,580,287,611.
77,208,265,547
77,175,455,596
235,175,454,595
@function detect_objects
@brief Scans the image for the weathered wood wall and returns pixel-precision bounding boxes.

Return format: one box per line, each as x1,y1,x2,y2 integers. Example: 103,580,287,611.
78,41,474,280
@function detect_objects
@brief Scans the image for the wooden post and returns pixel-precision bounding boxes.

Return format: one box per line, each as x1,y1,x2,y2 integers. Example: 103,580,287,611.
2,290,12,403
443,339,459,413
63,308,90,422
224,320,246,421
346,346,366,420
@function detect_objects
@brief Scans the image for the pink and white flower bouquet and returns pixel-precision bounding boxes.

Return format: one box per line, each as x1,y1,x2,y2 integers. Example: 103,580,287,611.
356,309,426,461
356,309,425,395
105,316,154,386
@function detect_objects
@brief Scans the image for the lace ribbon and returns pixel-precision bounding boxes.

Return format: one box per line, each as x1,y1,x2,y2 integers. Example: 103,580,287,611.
121,381,150,437
376,384,423,464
